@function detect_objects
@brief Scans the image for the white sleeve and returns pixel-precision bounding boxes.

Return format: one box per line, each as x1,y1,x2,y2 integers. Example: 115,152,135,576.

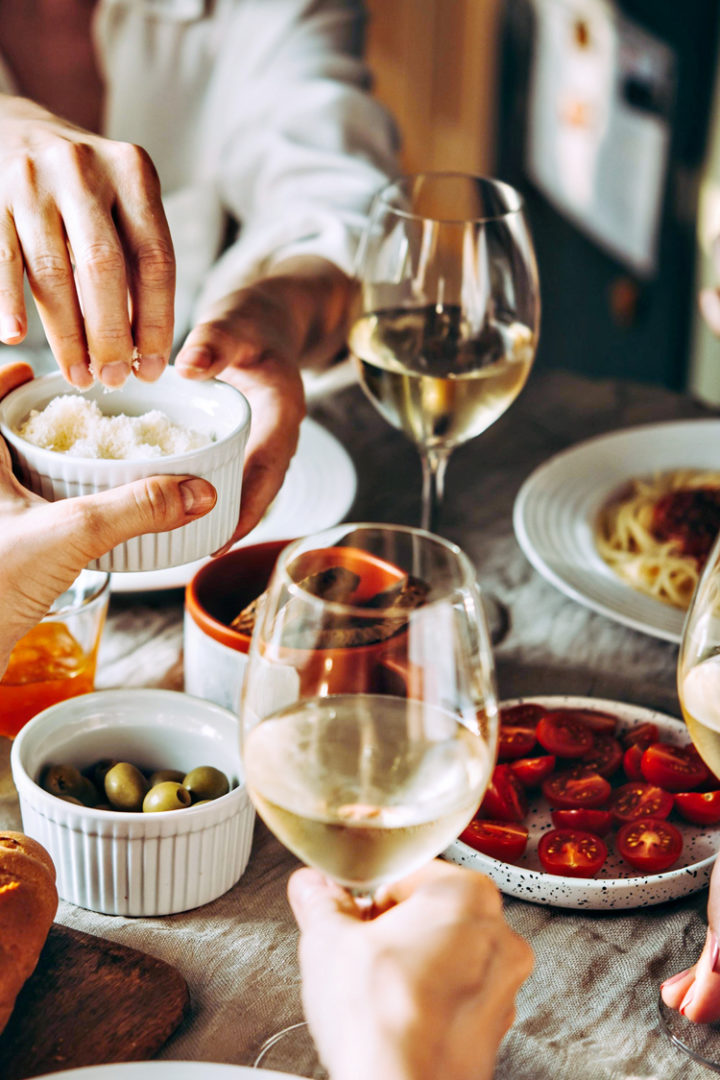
193,0,399,316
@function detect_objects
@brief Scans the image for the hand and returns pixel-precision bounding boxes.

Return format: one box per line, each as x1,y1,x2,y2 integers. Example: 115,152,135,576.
0,95,175,388
288,860,533,1080
175,256,353,542
0,362,216,670
661,855,720,1022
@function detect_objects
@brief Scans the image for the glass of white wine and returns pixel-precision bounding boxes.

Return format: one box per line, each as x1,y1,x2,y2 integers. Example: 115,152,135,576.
240,522,499,1076
659,532,720,1067
349,173,540,535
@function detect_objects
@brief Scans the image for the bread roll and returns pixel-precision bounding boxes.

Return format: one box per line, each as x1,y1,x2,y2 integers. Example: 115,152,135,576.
0,832,58,1035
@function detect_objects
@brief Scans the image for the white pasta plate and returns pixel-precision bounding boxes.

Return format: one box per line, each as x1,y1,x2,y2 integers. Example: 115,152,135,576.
444,696,720,910
512,418,720,643
34,1064,299,1080
110,417,356,593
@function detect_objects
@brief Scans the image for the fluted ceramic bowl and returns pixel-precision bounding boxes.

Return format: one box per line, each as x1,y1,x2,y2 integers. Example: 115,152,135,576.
11,689,255,916
0,369,251,572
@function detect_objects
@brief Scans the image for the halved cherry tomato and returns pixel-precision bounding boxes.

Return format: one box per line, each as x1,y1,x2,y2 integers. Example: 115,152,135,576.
623,744,644,782
497,725,537,761
622,722,659,750
500,703,547,729
510,754,556,788
480,765,528,823
562,709,618,736
536,712,594,757
538,828,607,878
459,819,529,861
674,791,720,825
616,817,683,873
541,771,611,809
640,743,709,793
579,734,623,778
550,808,613,836
609,781,674,824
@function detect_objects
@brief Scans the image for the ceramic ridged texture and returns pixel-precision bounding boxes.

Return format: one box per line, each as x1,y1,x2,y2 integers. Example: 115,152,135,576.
0,369,250,573
444,695,719,910
513,419,720,643
17,785,255,916
10,688,255,916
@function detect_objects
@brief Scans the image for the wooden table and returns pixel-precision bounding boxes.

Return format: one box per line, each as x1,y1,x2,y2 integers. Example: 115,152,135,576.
2,368,718,1080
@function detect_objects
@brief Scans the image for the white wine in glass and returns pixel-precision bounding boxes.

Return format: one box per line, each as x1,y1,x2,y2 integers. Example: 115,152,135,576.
240,523,499,1075
349,173,539,534
659,532,720,1067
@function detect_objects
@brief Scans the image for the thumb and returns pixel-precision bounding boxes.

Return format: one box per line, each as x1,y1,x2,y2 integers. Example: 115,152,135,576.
47,474,216,563
287,868,360,932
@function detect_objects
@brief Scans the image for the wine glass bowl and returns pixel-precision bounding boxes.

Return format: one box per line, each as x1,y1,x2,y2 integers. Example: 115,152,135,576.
658,534,720,1065
239,523,498,898
349,173,539,532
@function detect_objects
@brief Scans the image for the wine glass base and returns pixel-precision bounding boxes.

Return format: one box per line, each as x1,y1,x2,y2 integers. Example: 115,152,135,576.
657,992,720,1072
253,1020,329,1078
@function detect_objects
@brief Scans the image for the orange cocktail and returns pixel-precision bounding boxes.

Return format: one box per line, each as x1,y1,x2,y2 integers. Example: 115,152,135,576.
0,623,101,737
0,570,110,738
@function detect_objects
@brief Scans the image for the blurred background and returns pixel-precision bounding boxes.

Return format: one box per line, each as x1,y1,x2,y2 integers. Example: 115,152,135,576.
365,0,720,403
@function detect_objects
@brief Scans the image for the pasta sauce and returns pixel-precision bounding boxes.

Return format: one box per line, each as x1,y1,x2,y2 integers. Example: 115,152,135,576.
651,488,720,562
595,469,720,609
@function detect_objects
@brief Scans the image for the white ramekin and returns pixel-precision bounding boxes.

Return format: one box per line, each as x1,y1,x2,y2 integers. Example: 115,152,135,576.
10,689,255,916
0,369,251,573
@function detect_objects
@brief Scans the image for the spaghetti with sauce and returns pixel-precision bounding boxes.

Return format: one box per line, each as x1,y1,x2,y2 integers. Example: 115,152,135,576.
595,469,720,609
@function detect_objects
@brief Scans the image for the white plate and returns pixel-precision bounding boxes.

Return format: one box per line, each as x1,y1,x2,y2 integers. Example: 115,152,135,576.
110,417,356,592
444,695,720,910
35,1063,301,1080
512,418,720,643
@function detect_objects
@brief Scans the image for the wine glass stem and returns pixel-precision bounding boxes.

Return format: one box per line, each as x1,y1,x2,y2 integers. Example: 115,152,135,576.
420,447,451,533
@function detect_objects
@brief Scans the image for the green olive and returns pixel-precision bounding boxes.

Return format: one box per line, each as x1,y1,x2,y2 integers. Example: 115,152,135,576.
42,764,98,805
182,766,229,802
104,762,149,812
142,781,192,813
147,768,185,787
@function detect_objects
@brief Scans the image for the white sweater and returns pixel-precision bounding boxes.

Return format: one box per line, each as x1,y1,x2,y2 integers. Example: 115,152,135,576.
0,0,398,367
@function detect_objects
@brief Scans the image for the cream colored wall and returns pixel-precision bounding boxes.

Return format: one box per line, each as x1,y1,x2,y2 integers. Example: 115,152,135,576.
365,0,503,176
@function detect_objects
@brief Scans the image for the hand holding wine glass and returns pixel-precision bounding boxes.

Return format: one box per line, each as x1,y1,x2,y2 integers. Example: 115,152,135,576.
349,173,539,534
240,523,499,1074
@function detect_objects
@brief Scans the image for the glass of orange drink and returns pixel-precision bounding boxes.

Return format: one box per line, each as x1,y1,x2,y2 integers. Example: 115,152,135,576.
0,570,110,738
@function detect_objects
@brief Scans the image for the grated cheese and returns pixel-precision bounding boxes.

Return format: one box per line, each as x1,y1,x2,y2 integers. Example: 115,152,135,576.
17,396,211,460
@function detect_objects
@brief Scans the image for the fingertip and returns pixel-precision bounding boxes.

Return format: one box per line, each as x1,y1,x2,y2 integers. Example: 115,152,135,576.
134,354,168,383
0,315,26,345
175,345,216,378
178,477,217,516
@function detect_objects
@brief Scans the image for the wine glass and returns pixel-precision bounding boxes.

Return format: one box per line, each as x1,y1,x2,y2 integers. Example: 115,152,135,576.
240,522,499,1076
658,531,720,1067
349,173,540,535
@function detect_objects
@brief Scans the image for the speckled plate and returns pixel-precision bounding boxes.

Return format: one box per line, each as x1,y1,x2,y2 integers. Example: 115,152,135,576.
443,696,720,910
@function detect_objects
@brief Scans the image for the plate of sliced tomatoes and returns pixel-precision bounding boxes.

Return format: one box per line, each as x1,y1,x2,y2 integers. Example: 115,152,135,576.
443,696,720,910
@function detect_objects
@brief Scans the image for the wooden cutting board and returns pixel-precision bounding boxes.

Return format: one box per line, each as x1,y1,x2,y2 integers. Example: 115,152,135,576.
0,923,190,1080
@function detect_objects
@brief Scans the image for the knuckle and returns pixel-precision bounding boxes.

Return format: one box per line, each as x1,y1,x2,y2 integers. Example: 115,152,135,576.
81,241,126,282
134,241,175,288
114,141,159,184
30,250,71,289
136,477,172,525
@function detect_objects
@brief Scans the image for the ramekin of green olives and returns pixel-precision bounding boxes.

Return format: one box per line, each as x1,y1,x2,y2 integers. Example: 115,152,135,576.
11,688,255,916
